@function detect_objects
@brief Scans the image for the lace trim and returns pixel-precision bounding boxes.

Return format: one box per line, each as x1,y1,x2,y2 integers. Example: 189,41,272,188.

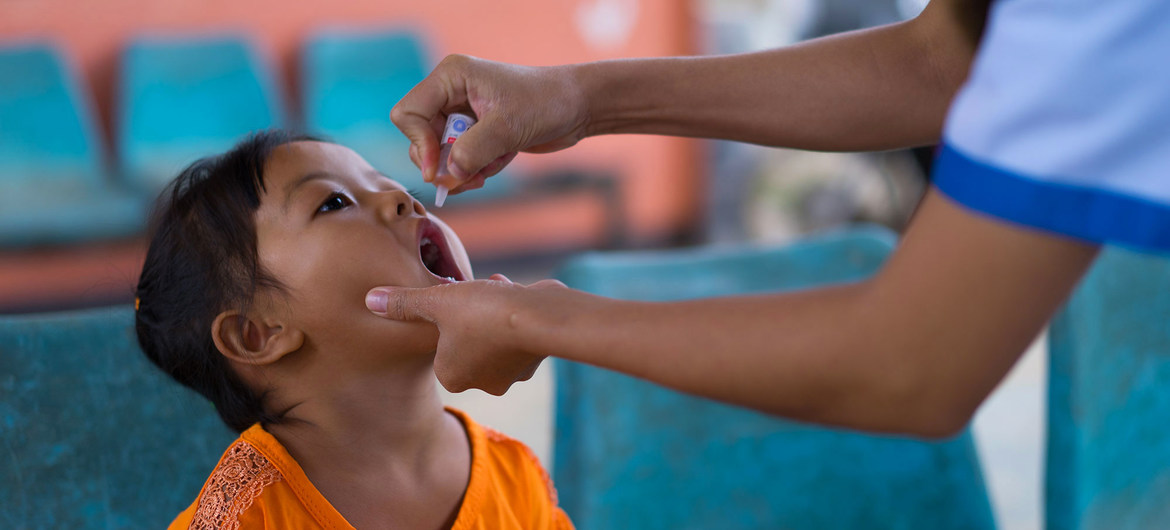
189,440,283,530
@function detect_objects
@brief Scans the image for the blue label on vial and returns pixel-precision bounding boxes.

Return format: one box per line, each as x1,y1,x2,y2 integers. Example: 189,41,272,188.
453,118,468,133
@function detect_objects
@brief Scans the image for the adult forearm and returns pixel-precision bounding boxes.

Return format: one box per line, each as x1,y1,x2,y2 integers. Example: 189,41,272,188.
518,191,1097,438
578,2,980,151
524,282,924,433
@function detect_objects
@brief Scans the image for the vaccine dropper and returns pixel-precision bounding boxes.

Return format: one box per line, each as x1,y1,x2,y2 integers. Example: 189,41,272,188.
434,112,476,207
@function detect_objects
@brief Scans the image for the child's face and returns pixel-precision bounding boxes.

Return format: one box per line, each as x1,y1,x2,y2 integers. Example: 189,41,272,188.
253,141,472,360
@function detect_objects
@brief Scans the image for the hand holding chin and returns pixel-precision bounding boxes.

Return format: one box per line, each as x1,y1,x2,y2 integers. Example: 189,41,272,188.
366,273,568,395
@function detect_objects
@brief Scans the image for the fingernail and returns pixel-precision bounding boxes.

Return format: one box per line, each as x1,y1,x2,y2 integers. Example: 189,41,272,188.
448,159,469,180
365,289,388,314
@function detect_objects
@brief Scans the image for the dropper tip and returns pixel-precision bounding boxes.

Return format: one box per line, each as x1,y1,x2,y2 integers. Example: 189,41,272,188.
434,185,449,208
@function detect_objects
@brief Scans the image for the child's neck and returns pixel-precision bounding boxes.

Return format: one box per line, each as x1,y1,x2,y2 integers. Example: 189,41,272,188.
271,361,459,470
266,361,471,527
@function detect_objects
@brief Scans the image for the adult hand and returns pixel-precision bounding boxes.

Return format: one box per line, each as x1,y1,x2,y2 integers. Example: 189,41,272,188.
365,274,569,395
391,55,591,194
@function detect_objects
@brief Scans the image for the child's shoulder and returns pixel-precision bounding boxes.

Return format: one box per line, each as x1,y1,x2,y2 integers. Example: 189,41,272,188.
169,425,346,530
450,408,574,529
449,407,550,479
480,424,552,480
171,411,572,530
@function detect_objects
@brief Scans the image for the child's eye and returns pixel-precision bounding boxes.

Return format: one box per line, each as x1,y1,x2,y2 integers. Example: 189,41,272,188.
317,192,353,214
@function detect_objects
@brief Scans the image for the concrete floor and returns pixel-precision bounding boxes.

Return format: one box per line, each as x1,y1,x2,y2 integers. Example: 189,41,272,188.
973,335,1048,530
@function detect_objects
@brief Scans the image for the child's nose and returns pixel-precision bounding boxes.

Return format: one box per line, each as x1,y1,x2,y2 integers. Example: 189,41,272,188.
379,189,426,221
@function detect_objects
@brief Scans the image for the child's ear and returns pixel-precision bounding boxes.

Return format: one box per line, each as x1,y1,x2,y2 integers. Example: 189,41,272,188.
211,310,304,366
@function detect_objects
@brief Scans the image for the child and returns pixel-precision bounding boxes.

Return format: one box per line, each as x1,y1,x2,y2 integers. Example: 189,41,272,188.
134,130,572,529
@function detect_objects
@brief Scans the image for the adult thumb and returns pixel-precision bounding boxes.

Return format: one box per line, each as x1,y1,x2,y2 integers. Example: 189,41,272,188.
365,286,438,323
443,114,518,183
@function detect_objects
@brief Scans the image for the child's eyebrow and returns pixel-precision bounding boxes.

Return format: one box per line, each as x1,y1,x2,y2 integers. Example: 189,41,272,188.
284,170,400,210
284,172,333,210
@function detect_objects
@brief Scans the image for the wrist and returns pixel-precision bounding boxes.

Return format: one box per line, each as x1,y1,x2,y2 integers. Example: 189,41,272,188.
566,61,602,139
549,62,594,145
509,286,602,360
575,57,692,139
573,59,637,138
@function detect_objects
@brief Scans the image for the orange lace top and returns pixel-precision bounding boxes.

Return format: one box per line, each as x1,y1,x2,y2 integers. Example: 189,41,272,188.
169,407,573,530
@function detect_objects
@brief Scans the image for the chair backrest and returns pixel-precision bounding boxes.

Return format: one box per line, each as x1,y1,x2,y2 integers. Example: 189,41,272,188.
301,30,512,204
1047,248,1170,529
0,306,235,528
0,43,103,186
554,226,996,530
303,29,428,139
118,36,284,191
302,30,428,188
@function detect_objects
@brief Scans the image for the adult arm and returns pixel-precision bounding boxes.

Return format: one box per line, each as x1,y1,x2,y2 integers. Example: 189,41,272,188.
392,0,990,187
369,190,1098,438
579,0,989,150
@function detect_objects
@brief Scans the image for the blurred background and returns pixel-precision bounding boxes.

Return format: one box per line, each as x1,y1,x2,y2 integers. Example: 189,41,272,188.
2,0,1054,528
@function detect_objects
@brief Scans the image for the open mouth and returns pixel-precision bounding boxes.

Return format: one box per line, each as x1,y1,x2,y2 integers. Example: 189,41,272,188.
418,220,465,282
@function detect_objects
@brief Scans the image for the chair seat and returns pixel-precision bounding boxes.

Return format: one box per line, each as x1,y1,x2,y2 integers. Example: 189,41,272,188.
0,183,146,247
122,138,242,191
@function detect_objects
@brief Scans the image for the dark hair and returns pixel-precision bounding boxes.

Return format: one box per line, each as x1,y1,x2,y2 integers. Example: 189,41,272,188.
135,130,317,432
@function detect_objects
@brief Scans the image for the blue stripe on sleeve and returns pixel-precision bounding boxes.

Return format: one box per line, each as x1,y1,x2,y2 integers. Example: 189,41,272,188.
933,143,1170,253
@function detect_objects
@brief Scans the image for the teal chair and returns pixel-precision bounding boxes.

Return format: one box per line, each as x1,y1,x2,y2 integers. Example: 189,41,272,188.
1047,248,1170,529
118,36,285,192
301,30,515,205
0,44,145,247
554,226,997,530
0,306,235,528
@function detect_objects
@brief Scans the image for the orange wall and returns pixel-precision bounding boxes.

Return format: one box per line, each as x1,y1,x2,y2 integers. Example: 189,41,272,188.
1,0,703,243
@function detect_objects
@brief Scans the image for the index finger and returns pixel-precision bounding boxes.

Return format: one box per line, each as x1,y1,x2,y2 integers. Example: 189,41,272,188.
365,286,441,323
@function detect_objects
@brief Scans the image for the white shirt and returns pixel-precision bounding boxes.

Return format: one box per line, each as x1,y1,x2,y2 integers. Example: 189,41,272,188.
935,0,1170,252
